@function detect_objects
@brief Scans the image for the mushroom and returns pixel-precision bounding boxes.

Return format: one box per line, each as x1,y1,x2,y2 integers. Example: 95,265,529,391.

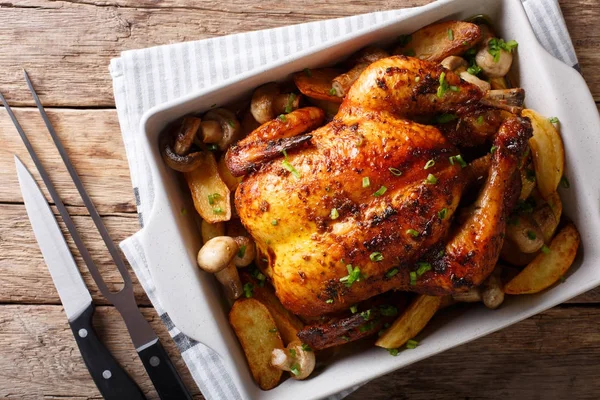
271,341,315,380
440,55,468,71
197,236,243,300
481,267,504,309
475,38,513,78
332,47,389,97
202,108,242,150
233,236,256,267
159,119,205,172
452,287,482,303
459,70,491,92
505,214,545,254
250,83,301,124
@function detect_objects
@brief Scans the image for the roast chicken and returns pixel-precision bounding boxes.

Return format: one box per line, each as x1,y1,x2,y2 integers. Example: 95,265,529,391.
226,56,532,317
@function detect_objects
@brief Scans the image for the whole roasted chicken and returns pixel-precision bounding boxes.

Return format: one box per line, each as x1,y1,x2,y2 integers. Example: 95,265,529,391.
227,56,532,317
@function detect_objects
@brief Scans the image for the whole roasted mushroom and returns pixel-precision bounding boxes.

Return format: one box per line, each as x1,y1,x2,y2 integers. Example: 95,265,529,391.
197,236,242,300
476,38,514,78
202,108,242,150
250,83,301,124
271,341,315,380
160,117,205,172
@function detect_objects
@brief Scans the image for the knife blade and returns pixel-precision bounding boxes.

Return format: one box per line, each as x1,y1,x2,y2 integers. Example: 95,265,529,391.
15,156,146,400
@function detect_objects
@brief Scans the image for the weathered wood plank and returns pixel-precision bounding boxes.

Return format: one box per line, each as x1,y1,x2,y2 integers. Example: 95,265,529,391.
0,108,136,213
0,204,150,306
0,305,202,399
2,304,600,399
0,0,597,107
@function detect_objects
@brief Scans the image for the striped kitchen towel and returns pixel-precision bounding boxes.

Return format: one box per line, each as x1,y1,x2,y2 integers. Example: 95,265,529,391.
110,0,578,398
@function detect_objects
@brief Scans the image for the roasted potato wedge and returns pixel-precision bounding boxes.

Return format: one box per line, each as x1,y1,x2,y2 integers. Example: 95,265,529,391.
218,154,242,192
375,294,442,349
504,223,580,295
394,20,481,62
522,109,565,199
293,68,344,103
251,281,305,345
184,152,231,223
201,220,225,244
229,298,284,390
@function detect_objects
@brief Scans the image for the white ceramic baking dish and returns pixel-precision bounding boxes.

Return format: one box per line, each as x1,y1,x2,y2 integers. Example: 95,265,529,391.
138,0,600,398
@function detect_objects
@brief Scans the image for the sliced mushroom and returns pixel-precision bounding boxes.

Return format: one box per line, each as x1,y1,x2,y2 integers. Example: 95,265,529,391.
452,287,482,303
233,236,256,267
476,38,513,78
197,236,242,300
251,83,301,124
481,267,504,309
480,88,525,114
441,55,468,71
505,214,544,254
271,341,315,380
174,117,202,155
459,70,491,92
203,108,242,150
198,120,223,144
159,124,205,172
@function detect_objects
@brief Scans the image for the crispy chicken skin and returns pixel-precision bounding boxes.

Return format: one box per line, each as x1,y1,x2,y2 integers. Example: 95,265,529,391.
228,56,532,317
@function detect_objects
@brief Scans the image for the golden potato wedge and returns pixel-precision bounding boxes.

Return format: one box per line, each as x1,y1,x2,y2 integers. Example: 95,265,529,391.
504,223,580,295
293,68,344,103
252,284,305,345
522,109,565,199
229,298,284,390
201,220,225,244
546,191,563,222
490,76,509,90
375,294,442,349
394,21,481,62
218,154,242,192
184,152,231,223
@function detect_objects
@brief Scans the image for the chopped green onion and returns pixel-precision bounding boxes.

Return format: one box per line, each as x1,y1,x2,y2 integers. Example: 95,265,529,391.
406,229,419,238
406,339,419,349
277,114,287,122
373,186,387,197
467,63,482,76
227,120,236,128
490,145,498,154
559,176,570,189
560,275,566,283
449,154,467,168
210,103,217,108
329,87,337,96
416,262,432,276
449,85,460,92
341,335,350,341
389,167,402,176
362,176,371,187
359,321,376,333
326,298,334,304
284,93,296,113
269,328,278,333
207,193,221,205
386,268,399,278
243,282,254,298
526,230,537,240
290,363,301,376
350,305,358,314
207,143,219,152
409,271,417,285
424,159,435,169
437,249,445,258
238,245,247,259
360,309,372,321
488,38,518,63
549,116,560,124
437,71,448,98
388,348,400,356
447,28,454,41
340,265,363,287
438,208,448,219
212,207,224,214
330,208,340,220
282,159,301,179
415,76,421,83
379,305,398,317
541,245,551,254
271,219,278,226
477,115,485,125
301,343,312,352
435,113,457,124
180,207,187,216
370,252,384,262
304,68,312,77
425,173,438,184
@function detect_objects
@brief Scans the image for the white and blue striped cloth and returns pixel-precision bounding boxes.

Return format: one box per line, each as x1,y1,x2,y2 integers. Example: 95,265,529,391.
110,1,578,398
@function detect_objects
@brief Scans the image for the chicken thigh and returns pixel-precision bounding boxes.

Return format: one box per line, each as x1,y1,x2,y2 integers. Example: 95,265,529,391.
227,56,532,317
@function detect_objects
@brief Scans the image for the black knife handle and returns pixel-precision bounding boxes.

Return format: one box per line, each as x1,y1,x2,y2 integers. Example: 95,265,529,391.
138,339,192,400
69,303,146,400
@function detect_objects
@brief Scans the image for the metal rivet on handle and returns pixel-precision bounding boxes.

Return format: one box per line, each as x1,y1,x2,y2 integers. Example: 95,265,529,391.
102,370,112,379
78,328,88,338
150,356,160,367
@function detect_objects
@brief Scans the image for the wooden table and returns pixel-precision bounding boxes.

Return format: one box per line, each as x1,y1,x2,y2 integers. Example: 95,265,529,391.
0,1,599,398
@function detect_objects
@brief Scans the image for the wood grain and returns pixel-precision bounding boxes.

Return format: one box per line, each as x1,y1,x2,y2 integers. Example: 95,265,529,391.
0,305,202,399
2,304,600,399
0,107,136,213
0,0,598,107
